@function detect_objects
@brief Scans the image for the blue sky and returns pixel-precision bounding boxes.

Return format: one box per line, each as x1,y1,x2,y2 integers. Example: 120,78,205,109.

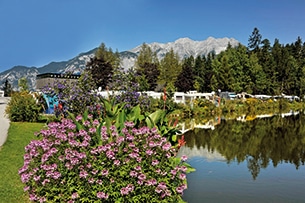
1,0,305,72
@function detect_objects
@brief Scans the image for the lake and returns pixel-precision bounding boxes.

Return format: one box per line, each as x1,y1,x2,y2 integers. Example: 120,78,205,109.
178,112,305,203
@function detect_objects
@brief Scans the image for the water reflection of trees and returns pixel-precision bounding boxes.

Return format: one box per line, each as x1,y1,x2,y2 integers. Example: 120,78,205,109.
182,113,305,179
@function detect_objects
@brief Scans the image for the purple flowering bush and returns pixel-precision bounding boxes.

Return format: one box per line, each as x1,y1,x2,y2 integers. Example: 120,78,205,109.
109,67,151,113
19,113,193,202
42,72,104,118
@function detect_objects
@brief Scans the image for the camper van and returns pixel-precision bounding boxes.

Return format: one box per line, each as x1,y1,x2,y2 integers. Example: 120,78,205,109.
219,91,236,100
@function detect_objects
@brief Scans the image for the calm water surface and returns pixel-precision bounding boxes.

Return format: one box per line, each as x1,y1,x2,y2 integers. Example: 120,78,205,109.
178,112,305,203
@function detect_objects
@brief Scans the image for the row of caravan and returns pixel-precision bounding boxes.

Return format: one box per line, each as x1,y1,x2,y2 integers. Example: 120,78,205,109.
97,90,216,105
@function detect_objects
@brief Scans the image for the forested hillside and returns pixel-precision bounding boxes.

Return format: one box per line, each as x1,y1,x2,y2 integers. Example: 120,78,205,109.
174,28,305,96
89,28,305,97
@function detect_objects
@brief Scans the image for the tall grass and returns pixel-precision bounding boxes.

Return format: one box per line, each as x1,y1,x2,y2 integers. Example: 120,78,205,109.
0,122,45,203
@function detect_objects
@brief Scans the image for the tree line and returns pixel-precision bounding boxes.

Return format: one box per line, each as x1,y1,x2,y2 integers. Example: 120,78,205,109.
79,27,305,97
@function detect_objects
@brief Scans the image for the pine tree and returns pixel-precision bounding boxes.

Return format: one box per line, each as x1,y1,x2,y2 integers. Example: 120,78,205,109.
86,43,120,90
3,79,12,97
158,48,181,91
134,43,160,91
204,52,216,92
18,77,29,92
175,57,194,92
193,55,205,92
86,56,113,90
248,27,262,53
258,39,277,94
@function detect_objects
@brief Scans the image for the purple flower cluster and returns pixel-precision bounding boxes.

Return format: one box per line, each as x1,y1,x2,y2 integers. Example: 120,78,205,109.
97,191,108,199
19,115,189,202
41,72,104,119
120,184,135,195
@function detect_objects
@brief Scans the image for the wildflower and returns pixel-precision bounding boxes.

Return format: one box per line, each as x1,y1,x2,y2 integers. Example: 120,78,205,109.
179,173,186,180
136,157,142,162
149,141,156,148
91,169,98,175
124,121,134,128
120,187,129,195
92,119,99,126
170,169,177,176
106,150,115,159
101,169,109,176
155,187,162,193
89,128,96,133
181,155,188,161
79,170,88,179
83,120,90,127
137,180,143,185
138,173,146,181
24,186,30,191
39,196,47,202
96,179,103,185
109,125,116,131
152,160,159,166
146,178,157,186
71,192,79,199
75,115,82,121
87,114,93,119
130,170,138,177
158,182,167,190
162,143,171,151
88,178,95,184
146,149,153,156
129,152,139,159
180,165,188,172
97,191,108,199
42,179,50,186
114,159,121,166
29,193,37,201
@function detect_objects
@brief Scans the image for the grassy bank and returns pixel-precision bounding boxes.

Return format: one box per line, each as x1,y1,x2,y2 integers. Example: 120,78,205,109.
0,122,45,203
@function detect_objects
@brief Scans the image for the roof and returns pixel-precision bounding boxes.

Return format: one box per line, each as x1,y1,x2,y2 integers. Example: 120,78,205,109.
36,73,81,79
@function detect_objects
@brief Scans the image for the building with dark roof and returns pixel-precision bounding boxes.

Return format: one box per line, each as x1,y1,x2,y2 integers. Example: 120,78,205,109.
36,73,80,91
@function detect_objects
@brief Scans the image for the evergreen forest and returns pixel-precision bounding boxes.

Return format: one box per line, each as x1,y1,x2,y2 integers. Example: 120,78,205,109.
87,27,305,98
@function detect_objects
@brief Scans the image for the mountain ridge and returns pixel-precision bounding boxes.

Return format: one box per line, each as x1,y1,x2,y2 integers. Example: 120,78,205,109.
0,37,240,90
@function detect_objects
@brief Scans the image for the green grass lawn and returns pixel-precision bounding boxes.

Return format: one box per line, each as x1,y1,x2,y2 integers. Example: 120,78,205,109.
0,122,45,203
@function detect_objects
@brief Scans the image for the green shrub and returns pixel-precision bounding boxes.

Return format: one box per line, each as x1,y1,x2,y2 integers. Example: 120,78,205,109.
5,91,41,122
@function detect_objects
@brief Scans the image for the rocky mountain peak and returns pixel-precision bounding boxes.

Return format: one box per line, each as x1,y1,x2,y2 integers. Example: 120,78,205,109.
0,37,240,91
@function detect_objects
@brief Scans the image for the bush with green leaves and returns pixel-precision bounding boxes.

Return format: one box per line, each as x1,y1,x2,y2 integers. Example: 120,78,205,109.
19,109,194,202
5,91,42,122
